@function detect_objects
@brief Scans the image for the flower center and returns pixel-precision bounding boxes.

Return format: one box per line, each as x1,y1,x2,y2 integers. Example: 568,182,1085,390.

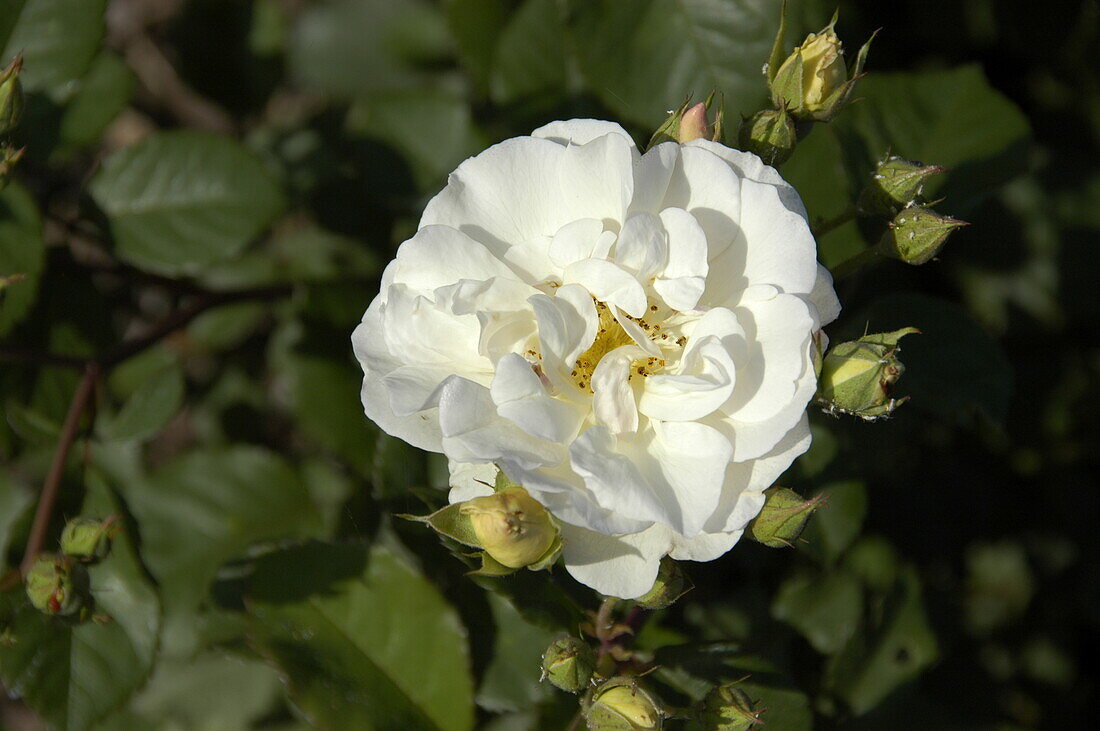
570,300,667,392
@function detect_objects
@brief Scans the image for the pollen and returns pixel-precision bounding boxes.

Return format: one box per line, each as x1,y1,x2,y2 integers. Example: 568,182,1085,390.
571,300,669,392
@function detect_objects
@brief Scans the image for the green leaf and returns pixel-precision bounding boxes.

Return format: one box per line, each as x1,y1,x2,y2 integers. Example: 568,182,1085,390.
58,49,135,151
476,593,556,713
0,0,106,99
0,181,45,337
0,468,31,573
0,471,160,730
800,480,867,564
490,0,567,106
110,445,320,638
289,0,452,98
739,680,812,731
840,65,1031,213
98,363,185,442
569,0,776,129
772,569,863,655
849,293,1013,423
443,0,511,95
89,130,286,276
824,567,938,715
97,650,285,731
345,88,483,189
246,542,475,731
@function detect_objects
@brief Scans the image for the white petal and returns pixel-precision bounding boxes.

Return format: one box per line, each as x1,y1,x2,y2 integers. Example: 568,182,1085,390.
560,523,667,599
532,119,636,148
557,133,636,227
352,300,443,452
420,136,571,251
639,336,736,422
809,264,841,326
390,225,523,293
438,377,565,470
630,142,680,214
529,285,597,370
447,461,497,503
654,207,708,311
549,218,607,269
570,426,671,528
563,258,647,318
614,212,667,280
683,139,808,219
380,365,455,416
648,420,733,537
668,529,742,562
491,354,584,443
661,145,743,264
591,345,647,434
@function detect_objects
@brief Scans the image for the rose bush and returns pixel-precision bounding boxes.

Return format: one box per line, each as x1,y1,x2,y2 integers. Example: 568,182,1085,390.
353,120,839,598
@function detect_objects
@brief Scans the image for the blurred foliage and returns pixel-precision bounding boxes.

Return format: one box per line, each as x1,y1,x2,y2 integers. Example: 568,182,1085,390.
0,0,1097,728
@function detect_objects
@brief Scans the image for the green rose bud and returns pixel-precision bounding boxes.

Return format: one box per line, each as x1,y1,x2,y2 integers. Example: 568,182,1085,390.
460,487,558,569
700,684,763,730
737,108,797,167
635,557,691,609
647,91,724,150
0,144,23,192
817,328,919,420
0,54,23,136
25,554,84,616
878,205,968,265
60,516,117,562
747,486,822,548
542,635,597,693
857,156,945,217
587,678,663,730
767,7,875,123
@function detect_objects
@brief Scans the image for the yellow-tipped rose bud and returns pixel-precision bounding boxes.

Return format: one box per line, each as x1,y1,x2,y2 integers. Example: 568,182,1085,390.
817,328,919,420
460,487,556,569
587,678,663,730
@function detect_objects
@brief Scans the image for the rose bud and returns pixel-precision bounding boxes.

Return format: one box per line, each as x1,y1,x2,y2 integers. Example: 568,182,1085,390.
586,678,663,730
25,554,84,617
0,54,23,136
857,156,945,217
60,516,117,562
460,487,558,569
700,683,764,730
542,635,597,693
747,486,822,548
737,108,797,167
817,328,919,420
635,557,691,609
878,205,968,265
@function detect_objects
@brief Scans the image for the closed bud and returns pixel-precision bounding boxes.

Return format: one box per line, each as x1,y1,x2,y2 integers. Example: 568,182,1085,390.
460,487,558,569
0,144,23,192
587,678,663,730
542,635,597,693
25,554,84,616
817,328,919,420
858,156,945,216
700,684,763,731
0,54,23,136
635,557,691,609
768,8,875,122
647,91,724,150
737,108,797,167
878,205,967,265
747,486,822,548
60,516,117,562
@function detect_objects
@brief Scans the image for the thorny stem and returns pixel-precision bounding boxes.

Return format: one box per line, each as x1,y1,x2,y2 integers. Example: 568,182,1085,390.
812,205,858,238
19,363,100,576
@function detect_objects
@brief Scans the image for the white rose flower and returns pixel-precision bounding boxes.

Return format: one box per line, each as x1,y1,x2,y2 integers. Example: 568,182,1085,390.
353,119,840,599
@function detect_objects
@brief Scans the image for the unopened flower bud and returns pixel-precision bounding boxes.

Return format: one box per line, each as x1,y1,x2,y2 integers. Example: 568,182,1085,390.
25,554,84,616
542,635,597,693
460,487,557,569
700,684,763,730
857,156,945,216
0,54,23,136
737,108,796,167
768,9,874,122
817,328,919,420
878,206,967,265
587,678,663,730
635,557,691,609
60,516,116,562
647,92,724,150
0,144,23,192
747,486,822,548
